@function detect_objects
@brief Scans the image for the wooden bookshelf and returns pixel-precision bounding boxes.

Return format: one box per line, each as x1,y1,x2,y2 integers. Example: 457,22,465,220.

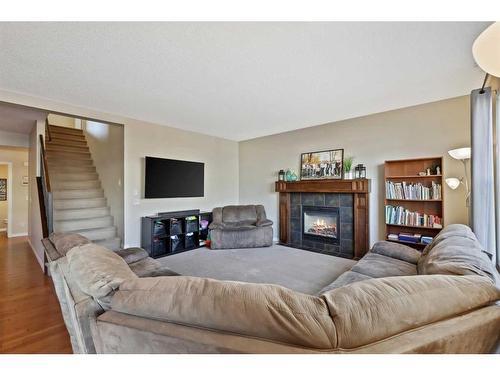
384,157,444,250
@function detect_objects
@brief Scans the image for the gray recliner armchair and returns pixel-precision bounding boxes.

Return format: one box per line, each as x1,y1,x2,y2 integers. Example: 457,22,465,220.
209,205,273,249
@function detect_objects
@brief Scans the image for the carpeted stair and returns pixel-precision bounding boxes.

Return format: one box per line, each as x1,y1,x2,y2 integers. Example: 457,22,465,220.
46,125,121,250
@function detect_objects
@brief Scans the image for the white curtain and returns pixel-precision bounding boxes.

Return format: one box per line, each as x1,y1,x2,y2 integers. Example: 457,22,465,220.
471,87,496,261
496,90,500,269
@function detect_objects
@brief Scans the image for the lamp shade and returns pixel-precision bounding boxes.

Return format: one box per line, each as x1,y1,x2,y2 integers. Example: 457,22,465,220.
473,22,500,78
445,178,461,190
448,147,471,160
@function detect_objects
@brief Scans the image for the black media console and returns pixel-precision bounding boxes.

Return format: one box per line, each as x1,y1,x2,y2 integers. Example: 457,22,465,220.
141,209,212,258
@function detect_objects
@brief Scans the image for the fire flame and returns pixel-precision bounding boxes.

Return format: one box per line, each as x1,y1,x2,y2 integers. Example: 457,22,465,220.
315,219,326,226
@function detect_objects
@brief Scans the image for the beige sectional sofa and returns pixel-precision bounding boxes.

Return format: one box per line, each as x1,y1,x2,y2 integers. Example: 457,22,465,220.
44,224,500,354
43,233,178,353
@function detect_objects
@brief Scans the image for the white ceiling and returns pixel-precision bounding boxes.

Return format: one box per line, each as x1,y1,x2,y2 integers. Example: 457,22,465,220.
0,102,47,134
0,22,490,141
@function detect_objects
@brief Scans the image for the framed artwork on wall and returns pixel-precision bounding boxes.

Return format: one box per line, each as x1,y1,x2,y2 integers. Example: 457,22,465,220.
300,149,344,180
0,178,6,201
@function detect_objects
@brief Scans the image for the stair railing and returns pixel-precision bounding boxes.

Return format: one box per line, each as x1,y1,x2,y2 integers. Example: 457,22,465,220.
37,131,53,237
45,118,52,141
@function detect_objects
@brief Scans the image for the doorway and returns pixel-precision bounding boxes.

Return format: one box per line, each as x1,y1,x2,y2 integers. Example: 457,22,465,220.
0,161,12,238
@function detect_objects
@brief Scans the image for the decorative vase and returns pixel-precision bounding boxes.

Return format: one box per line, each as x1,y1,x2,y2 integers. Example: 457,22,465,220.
290,170,298,181
344,171,354,180
285,169,292,181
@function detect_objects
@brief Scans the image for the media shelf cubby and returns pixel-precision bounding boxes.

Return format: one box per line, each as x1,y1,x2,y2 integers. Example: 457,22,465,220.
141,209,212,258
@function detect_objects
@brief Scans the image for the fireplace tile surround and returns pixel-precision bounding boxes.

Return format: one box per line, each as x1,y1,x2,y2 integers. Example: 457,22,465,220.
290,193,354,258
275,179,370,259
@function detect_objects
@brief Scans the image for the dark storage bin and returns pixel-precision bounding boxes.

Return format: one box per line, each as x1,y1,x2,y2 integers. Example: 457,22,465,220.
170,235,184,252
170,219,183,235
185,232,196,249
152,238,167,257
153,221,166,237
185,216,199,233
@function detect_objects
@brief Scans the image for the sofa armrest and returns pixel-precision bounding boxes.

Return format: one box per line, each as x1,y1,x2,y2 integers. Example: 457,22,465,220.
208,222,224,230
256,219,273,227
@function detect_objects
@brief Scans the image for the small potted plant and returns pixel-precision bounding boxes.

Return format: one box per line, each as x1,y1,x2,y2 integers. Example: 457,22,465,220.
344,156,354,179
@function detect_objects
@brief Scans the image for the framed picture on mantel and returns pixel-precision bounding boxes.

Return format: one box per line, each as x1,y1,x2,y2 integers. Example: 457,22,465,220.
300,149,344,180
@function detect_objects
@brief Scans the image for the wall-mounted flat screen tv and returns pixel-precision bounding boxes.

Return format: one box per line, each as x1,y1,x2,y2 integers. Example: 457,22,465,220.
145,156,204,198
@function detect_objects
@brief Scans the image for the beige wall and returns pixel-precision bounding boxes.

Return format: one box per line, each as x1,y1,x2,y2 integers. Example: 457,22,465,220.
239,96,471,244
0,130,29,148
0,146,29,237
83,120,125,241
0,165,7,231
47,113,77,128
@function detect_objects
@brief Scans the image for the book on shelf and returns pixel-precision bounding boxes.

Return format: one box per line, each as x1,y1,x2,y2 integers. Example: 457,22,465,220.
398,233,421,243
421,236,434,245
387,233,434,245
385,181,442,200
385,205,443,228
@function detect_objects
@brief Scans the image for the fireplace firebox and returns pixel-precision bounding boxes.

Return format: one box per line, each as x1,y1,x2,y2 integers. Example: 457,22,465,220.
302,206,340,244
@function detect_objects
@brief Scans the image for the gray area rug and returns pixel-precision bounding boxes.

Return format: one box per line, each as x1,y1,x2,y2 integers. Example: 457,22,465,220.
158,244,356,295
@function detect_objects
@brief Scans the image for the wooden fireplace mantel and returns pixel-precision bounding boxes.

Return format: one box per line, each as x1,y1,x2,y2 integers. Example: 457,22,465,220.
275,179,371,259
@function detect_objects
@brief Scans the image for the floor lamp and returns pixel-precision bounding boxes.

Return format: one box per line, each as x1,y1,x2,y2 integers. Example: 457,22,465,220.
445,147,471,223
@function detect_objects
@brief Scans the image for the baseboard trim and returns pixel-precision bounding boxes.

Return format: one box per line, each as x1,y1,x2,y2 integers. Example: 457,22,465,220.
9,232,28,237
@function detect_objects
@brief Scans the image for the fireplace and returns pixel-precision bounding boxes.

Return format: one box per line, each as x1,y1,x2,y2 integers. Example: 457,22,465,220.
276,179,370,259
302,206,340,244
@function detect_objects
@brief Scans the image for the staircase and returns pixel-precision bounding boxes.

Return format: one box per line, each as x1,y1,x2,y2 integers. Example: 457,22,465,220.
45,125,121,250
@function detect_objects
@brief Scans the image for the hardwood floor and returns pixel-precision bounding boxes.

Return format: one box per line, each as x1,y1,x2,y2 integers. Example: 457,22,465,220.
0,233,72,353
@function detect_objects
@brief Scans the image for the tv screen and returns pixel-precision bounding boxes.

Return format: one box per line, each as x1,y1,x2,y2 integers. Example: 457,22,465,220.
145,157,204,198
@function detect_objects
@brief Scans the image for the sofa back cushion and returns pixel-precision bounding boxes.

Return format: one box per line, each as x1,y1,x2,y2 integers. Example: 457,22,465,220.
222,205,258,223
111,276,337,349
67,243,137,300
371,241,421,264
322,274,500,349
418,224,500,285
49,232,91,259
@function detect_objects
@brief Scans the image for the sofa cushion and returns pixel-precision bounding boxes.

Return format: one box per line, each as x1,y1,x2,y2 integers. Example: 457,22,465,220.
317,271,372,294
418,236,500,285
222,205,257,223
322,274,500,349
49,232,91,258
115,247,149,264
111,276,337,349
371,241,421,264
421,224,478,256
67,243,137,300
351,253,417,278
129,257,180,277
